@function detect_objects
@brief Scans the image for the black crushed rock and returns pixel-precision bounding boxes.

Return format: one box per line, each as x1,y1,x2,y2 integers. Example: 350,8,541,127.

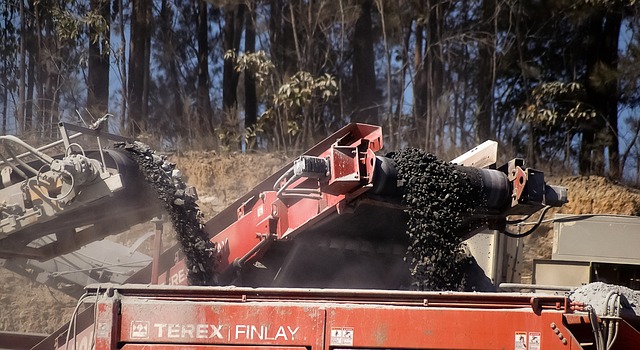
116,142,216,286
389,148,486,291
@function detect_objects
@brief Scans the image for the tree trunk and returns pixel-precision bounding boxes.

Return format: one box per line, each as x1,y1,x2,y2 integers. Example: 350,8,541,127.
118,0,127,131
34,0,43,136
244,6,257,134
391,20,412,151
352,0,378,123
159,0,183,134
413,24,426,147
222,5,245,111
197,0,213,133
127,0,151,136
268,0,299,151
1,88,6,135
1,58,6,134
476,0,495,142
269,0,297,79
26,39,35,133
141,0,151,124
41,9,58,139
87,0,111,122
579,130,595,175
17,0,26,134
423,0,445,152
581,9,622,178
602,12,621,179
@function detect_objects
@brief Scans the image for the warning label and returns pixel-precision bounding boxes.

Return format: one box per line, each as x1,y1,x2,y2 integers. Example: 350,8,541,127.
131,321,150,339
528,332,541,350
330,327,354,346
514,331,527,350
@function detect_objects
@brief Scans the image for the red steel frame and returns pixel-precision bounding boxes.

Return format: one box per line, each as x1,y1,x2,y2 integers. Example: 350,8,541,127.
51,284,640,350
156,123,384,285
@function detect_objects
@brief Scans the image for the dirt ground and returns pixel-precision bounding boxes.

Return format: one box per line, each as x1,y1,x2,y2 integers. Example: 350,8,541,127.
1,153,639,334
169,151,290,217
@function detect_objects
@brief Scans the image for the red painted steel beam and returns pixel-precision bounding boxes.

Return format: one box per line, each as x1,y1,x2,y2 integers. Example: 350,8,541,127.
207,124,382,277
122,346,307,350
124,123,382,285
147,124,384,285
53,284,640,350
84,284,569,310
87,284,585,350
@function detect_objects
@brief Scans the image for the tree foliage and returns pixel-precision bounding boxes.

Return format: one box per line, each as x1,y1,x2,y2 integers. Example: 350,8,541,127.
1,0,640,181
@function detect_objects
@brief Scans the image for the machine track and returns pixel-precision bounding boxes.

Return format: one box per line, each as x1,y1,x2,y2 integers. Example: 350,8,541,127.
116,142,217,286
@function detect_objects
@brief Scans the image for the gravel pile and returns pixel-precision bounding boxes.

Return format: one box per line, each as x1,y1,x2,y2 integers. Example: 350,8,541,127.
389,148,486,291
569,282,640,318
117,142,216,286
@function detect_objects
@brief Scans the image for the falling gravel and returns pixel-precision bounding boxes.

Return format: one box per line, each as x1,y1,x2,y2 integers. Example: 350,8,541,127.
116,142,486,289
116,142,216,286
389,148,486,291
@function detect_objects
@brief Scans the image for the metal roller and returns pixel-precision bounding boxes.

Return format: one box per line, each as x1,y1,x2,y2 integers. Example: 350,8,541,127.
370,156,566,215
370,156,512,211
455,166,511,211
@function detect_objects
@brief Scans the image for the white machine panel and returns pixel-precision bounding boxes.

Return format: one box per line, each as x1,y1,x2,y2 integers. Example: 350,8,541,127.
553,215,640,265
